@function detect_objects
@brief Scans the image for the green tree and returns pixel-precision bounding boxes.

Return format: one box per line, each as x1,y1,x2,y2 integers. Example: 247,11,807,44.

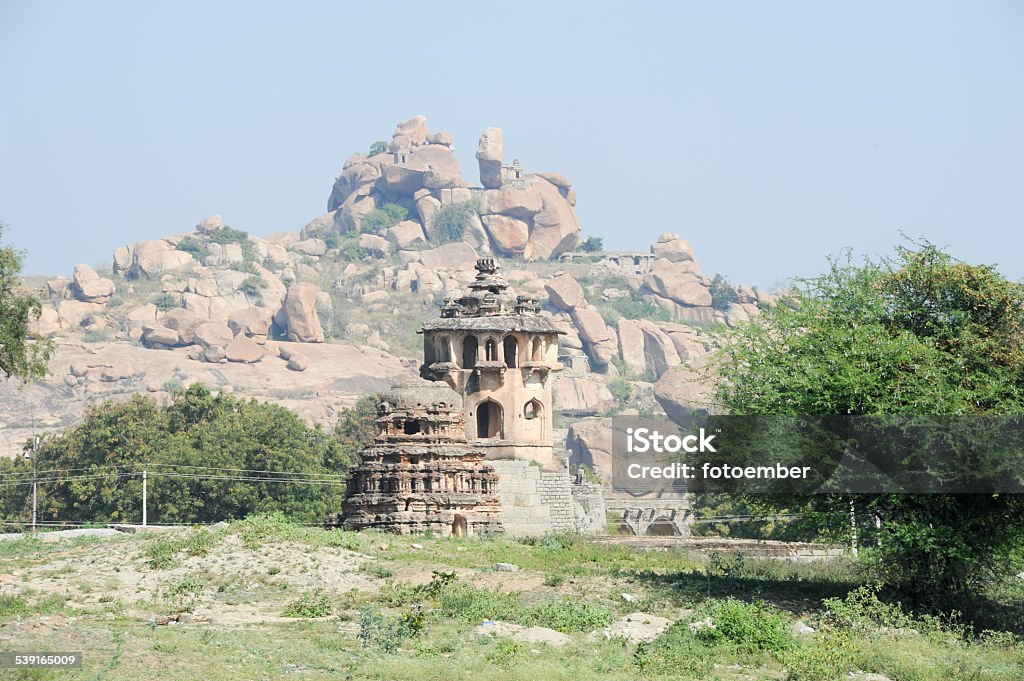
709,273,739,311
713,242,1024,607
578,236,603,253
369,140,388,156
431,199,480,244
0,385,351,525
0,223,54,381
360,203,408,234
336,394,381,451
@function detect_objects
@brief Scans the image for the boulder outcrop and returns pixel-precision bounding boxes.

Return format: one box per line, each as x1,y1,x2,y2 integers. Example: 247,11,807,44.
304,117,581,260
71,264,115,303
282,283,325,343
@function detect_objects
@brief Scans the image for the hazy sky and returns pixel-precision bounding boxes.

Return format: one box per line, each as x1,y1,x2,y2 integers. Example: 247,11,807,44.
2,1,1022,288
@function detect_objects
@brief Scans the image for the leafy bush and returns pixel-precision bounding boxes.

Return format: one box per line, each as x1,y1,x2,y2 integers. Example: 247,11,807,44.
145,529,221,569
335,232,368,262
239,275,267,298
632,624,716,678
783,629,856,681
578,236,604,253
433,576,612,633
431,199,480,244
368,140,388,156
282,588,333,618
486,639,526,668
692,598,791,653
608,378,634,410
709,273,739,311
207,226,250,245
162,576,205,613
82,329,112,343
820,585,920,632
525,598,614,632
361,203,408,234
152,293,179,310
592,290,671,324
176,236,210,260
106,296,124,308
358,605,423,652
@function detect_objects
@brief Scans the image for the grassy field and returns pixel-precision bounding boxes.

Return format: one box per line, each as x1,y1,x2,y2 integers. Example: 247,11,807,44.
1,516,1022,680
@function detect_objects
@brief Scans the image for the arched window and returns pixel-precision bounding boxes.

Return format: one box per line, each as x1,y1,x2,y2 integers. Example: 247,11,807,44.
503,336,518,368
531,337,543,361
485,338,498,361
437,336,451,362
524,399,543,420
476,400,503,439
462,336,478,368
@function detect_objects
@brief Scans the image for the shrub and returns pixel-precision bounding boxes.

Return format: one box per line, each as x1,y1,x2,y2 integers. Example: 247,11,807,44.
282,588,333,618
239,275,267,297
431,199,480,244
486,639,526,668
176,236,210,260
152,293,178,310
162,576,204,613
632,625,716,678
783,629,856,681
525,598,614,633
106,296,124,308
608,378,634,409
361,203,408,234
336,233,368,262
692,598,791,653
709,273,739,311
82,328,112,343
578,236,604,253
358,605,423,652
369,140,388,156
207,226,249,245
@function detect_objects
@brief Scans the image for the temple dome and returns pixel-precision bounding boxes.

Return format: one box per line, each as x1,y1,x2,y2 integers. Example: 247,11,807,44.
380,378,463,413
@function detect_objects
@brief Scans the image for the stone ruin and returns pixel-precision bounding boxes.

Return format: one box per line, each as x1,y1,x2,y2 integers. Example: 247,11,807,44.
337,378,502,537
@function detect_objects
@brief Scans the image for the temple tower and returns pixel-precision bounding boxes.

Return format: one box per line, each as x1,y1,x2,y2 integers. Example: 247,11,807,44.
339,378,502,536
420,258,562,468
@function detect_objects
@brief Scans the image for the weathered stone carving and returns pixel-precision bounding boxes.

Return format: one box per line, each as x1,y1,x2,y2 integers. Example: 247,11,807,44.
338,378,502,537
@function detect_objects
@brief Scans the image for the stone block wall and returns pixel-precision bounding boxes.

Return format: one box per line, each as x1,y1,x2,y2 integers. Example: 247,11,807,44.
538,470,574,531
490,460,553,537
491,460,606,536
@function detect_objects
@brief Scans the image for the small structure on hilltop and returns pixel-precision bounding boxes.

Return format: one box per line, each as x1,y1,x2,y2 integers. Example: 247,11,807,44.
338,378,502,536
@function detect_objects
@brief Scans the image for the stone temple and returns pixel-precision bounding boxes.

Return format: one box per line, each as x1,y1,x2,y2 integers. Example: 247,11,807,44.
340,258,606,536
421,257,561,468
340,378,502,536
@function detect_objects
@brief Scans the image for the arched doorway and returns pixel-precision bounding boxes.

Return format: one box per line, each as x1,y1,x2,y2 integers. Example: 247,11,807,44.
503,336,518,368
476,400,503,439
647,516,682,536
485,338,498,361
462,336,478,368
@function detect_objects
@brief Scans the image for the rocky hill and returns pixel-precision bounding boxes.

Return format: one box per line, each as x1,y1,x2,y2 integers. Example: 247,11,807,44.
2,117,774,460
302,116,581,260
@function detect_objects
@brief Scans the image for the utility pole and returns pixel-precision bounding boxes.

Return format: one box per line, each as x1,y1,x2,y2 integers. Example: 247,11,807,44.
849,498,858,557
25,436,39,533
142,470,148,527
